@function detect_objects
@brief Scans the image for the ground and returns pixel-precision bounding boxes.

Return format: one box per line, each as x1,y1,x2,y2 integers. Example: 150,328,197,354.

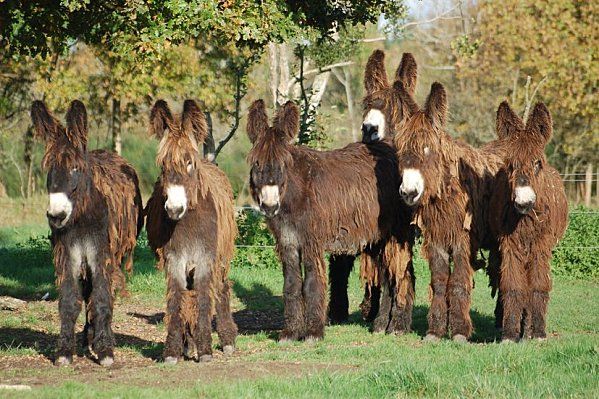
0,224,597,398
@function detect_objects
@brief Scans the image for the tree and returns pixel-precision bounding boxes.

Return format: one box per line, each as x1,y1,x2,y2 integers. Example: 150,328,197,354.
456,0,598,168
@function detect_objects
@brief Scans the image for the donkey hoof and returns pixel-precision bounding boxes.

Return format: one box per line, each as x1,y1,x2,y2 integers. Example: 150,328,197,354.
452,334,468,343
222,345,235,356
164,356,178,365
99,356,114,367
423,334,440,343
55,355,72,367
199,354,213,363
304,335,322,344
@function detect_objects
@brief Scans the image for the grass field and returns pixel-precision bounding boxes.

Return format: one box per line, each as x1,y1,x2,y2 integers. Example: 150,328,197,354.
0,222,597,398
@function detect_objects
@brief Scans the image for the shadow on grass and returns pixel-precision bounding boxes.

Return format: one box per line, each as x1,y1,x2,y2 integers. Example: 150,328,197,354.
232,280,283,337
0,327,162,362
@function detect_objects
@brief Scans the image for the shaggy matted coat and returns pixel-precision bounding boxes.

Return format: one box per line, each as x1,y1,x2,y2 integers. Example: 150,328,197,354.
392,82,504,341
247,100,414,340
31,100,142,366
487,102,568,341
145,99,237,363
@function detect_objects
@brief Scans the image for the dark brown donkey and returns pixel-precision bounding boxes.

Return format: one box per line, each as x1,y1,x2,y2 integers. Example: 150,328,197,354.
392,83,503,342
145,100,238,363
31,100,143,367
247,100,414,341
488,102,568,342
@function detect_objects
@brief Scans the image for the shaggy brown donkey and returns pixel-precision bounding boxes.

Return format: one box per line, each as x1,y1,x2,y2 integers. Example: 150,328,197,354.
31,100,143,367
488,102,568,342
247,99,414,340
145,100,238,364
329,50,418,324
392,82,503,342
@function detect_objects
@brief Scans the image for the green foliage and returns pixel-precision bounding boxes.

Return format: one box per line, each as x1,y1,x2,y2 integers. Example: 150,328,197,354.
552,207,599,279
233,208,279,270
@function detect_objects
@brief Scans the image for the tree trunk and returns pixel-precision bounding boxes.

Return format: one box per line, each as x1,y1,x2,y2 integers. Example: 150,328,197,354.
23,125,34,198
111,98,122,155
203,111,215,162
267,43,291,107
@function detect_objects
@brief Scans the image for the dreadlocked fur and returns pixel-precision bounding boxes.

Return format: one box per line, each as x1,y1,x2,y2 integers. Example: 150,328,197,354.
393,83,504,341
247,99,414,340
145,99,237,363
31,100,142,367
487,102,568,342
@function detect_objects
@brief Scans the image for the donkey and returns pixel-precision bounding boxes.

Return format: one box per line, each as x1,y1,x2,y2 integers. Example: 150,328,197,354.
145,100,238,364
488,102,568,342
247,99,414,341
391,82,503,342
31,100,143,367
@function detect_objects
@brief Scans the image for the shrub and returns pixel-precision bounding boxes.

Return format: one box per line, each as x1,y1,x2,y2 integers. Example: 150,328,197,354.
552,206,599,279
233,208,279,269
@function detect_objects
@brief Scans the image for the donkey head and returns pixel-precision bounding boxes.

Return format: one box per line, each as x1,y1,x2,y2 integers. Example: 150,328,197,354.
247,100,298,218
150,99,208,221
31,100,91,230
496,101,553,215
394,82,448,207
361,50,418,143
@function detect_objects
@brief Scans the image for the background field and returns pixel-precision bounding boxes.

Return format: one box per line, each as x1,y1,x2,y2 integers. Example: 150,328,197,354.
0,205,597,398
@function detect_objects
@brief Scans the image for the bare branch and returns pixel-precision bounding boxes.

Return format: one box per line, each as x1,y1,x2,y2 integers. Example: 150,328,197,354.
214,69,245,159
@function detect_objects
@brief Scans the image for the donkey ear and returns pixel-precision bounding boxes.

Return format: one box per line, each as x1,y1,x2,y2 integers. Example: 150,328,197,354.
496,101,523,139
65,100,88,151
392,81,420,117
31,100,62,142
182,99,208,145
395,53,417,96
273,101,300,142
150,100,174,139
364,50,389,94
247,99,269,144
525,102,553,142
424,82,448,127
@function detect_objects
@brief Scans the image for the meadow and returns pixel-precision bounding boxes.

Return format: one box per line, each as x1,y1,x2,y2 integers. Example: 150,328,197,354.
0,205,597,398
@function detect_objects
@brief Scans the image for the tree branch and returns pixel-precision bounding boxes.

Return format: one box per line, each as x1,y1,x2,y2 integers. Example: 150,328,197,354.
214,69,245,159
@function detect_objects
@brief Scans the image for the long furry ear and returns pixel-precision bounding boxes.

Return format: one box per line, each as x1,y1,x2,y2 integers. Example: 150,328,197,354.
395,53,417,96
273,101,300,142
247,99,269,144
424,82,447,127
182,99,208,145
525,102,553,142
31,100,62,142
65,100,88,151
496,101,523,139
150,100,174,139
364,50,389,94
393,81,420,117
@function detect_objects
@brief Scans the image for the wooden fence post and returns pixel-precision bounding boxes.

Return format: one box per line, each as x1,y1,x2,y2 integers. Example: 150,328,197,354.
584,163,593,207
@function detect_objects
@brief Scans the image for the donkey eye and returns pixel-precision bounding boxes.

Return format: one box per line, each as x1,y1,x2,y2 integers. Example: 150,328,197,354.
534,160,542,174
71,168,78,174
186,162,194,174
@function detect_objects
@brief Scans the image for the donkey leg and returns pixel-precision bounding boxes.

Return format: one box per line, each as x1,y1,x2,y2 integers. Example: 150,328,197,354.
81,275,93,352
303,254,327,340
389,259,415,334
499,249,527,342
90,265,116,367
215,276,238,355
426,246,450,340
488,246,503,331
56,272,83,366
164,272,185,364
373,271,392,333
328,254,354,324
280,246,305,341
447,246,474,341
194,266,214,362
527,250,552,340
361,284,381,322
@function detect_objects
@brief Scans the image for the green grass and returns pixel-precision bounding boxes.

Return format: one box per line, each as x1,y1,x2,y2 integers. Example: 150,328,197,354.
0,224,597,398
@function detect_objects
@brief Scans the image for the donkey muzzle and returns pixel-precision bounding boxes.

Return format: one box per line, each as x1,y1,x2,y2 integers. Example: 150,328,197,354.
361,123,380,144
